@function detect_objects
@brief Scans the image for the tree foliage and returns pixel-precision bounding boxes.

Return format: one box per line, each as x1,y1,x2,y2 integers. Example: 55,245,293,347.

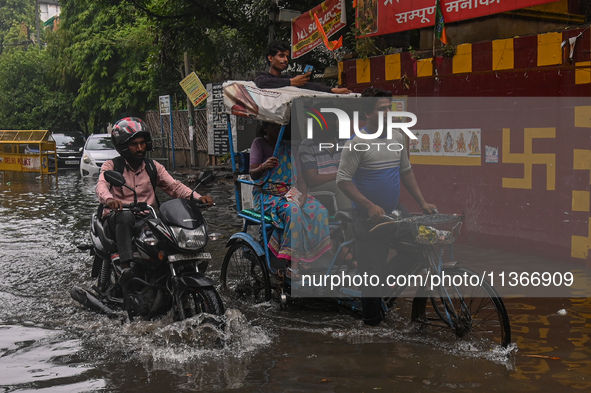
124,0,271,82
0,0,358,133
0,48,78,131
0,0,35,53
50,0,155,133
112,0,349,79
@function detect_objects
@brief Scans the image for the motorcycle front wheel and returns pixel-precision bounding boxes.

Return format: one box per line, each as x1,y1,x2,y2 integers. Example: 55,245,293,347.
176,287,225,321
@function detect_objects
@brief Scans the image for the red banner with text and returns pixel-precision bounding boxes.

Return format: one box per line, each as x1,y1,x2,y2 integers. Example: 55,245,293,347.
356,0,560,37
291,0,347,59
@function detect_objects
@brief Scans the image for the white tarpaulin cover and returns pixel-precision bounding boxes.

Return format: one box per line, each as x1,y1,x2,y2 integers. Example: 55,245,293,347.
223,81,357,125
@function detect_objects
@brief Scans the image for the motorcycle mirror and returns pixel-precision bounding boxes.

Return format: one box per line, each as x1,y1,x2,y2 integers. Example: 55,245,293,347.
191,171,215,197
103,170,126,187
197,170,215,185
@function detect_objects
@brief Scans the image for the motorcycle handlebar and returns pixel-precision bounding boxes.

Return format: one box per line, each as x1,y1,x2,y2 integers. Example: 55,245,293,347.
104,203,153,215
122,202,148,211
195,202,216,208
107,201,215,210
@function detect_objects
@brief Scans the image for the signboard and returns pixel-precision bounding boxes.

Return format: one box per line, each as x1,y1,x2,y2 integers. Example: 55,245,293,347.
0,155,41,171
291,0,346,59
180,72,209,107
159,95,171,116
207,83,230,156
356,0,561,37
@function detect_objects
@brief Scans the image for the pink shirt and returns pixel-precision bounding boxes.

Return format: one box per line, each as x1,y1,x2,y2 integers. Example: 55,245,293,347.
96,159,202,212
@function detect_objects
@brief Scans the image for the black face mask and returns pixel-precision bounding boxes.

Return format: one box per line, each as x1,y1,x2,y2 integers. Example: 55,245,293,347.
125,149,145,166
116,145,144,167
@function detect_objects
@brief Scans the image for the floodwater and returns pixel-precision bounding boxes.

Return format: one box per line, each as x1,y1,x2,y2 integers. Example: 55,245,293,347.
0,170,589,392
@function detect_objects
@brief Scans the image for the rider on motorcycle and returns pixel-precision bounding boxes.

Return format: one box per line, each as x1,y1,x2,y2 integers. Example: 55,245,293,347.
95,117,214,280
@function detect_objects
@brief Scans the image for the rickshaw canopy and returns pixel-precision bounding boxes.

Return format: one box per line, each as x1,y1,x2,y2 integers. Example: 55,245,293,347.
223,81,358,125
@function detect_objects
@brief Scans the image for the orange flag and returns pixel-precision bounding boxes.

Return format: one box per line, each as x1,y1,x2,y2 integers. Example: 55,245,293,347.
314,13,343,51
435,0,448,45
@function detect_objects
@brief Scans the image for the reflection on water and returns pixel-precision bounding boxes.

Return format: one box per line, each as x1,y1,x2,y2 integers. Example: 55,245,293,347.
0,324,104,392
508,297,591,390
0,171,590,392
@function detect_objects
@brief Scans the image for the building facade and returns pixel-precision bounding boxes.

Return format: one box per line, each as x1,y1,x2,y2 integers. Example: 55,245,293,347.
341,0,591,262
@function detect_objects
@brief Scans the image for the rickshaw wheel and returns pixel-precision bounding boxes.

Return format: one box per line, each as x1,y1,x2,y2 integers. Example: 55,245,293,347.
220,240,272,303
410,268,511,349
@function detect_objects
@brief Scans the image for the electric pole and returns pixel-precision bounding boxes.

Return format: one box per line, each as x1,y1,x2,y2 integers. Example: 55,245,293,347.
184,52,196,167
35,0,41,46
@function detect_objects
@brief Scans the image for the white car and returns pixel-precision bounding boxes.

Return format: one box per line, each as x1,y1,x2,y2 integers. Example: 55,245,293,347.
80,134,120,177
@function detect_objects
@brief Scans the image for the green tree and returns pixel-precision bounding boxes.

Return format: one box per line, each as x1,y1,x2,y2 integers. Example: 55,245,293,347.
104,0,271,82
0,0,35,53
105,0,356,92
50,0,155,133
0,48,78,131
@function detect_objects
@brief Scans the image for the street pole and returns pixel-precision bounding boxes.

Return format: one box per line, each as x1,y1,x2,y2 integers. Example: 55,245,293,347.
35,0,41,47
268,2,277,43
184,52,196,167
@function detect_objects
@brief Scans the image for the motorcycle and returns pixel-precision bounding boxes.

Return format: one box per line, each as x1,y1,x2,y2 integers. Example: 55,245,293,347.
72,169,225,322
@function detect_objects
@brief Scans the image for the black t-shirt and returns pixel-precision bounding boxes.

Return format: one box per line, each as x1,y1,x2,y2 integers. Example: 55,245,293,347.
253,71,333,93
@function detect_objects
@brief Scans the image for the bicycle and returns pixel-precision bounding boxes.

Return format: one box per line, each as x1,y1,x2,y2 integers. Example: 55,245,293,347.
219,82,511,349
372,213,511,348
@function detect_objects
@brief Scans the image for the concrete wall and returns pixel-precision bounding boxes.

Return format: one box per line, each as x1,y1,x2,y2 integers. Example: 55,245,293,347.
339,26,591,262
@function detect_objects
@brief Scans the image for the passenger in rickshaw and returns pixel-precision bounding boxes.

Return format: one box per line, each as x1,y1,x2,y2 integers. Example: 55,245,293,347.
298,117,352,214
249,122,332,275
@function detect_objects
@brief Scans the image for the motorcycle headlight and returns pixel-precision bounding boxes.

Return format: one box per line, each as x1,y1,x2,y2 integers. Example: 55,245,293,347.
172,224,207,250
138,230,158,246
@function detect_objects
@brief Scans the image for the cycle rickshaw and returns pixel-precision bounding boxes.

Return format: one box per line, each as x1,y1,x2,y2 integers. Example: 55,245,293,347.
219,82,511,349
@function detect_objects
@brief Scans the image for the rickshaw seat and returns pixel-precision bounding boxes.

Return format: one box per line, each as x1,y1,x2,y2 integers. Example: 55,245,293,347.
309,190,344,231
334,210,353,223
309,191,338,218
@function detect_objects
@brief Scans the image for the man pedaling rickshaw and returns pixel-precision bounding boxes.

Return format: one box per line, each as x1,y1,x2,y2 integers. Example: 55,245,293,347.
336,88,437,326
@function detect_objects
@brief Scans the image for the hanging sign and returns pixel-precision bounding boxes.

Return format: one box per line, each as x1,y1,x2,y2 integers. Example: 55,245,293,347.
180,72,209,107
159,95,171,116
291,0,346,58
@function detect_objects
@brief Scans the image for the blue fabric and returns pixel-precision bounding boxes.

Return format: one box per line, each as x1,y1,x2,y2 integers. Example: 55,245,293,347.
252,143,331,263
352,166,400,214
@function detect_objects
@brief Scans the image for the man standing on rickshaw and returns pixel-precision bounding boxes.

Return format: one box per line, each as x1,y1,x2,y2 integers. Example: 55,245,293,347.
337,88,437,326
255,41,352,95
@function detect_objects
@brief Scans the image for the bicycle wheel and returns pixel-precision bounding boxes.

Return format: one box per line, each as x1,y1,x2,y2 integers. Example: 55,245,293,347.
412,267,511,348
220,240,272,303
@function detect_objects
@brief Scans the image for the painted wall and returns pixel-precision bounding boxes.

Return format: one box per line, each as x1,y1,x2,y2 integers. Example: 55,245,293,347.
339,26,591,262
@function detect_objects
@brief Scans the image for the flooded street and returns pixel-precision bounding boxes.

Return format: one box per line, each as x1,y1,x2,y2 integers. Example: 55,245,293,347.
0,170,590,392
